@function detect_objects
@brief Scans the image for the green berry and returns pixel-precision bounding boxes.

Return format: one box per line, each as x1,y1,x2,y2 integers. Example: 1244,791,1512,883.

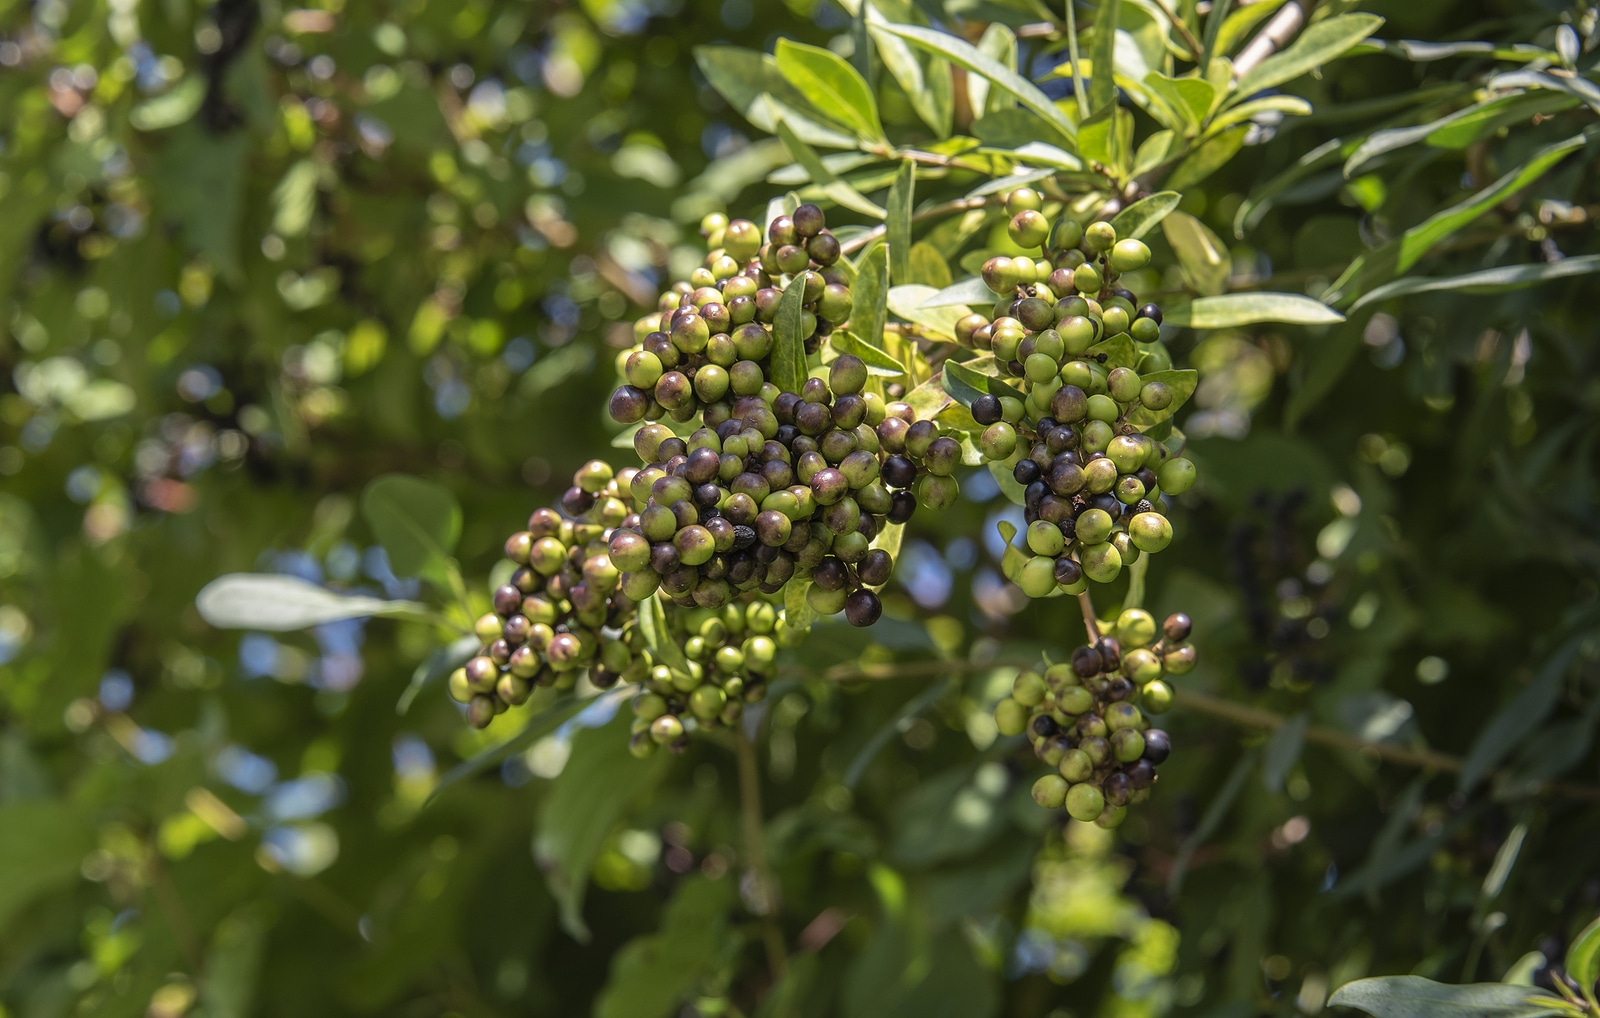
1086,394,1119,424
1019,555,1058,597
1158,457,1196,494
983,256,1020,294
995,698,1029,736
979,422,1018,461
1112,727,1146,762
1065,782,1106,821
1059,748,1094,782
1123,648,1162,683
1027,520,1066,557
1005,187,1044,215
1009,210,1051,249
1140,381,1173,410
1076,508,1114,545
1032,774,1069,809
1142,679,1174,713
1058,686,1094,715
1129,512,1173,553
1080,542,1123,583
1109,238,1151,272
1108,366,1142,404
1085,221,1117,251
1050,218,1084,251
1012,670,1047,706
1115,608,1156,647
1094,803,1126,829
1073,263,1102,294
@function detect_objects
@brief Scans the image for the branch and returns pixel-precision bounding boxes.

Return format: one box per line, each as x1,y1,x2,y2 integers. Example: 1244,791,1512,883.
736,729,788,979
796,659,1600,802
1232,1,1309,79
838,195,999,256
1077,591,1101,644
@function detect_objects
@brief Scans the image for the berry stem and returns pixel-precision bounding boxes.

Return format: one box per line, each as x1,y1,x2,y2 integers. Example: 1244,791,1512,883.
1077,590,1101,644
1123,554,1149,613
736,727,789,979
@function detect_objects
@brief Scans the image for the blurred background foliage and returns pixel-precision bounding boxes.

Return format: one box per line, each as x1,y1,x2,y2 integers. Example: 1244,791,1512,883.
1,0,1599,1015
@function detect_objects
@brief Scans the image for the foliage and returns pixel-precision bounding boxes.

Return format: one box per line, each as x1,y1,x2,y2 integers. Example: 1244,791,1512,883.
2,0,1600,1015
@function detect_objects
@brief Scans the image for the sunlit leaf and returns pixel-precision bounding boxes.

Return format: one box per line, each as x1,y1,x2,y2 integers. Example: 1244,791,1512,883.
196,574,432,631
771,273,811,393
775,38,887,143
1231,14,1386,102
361,474,462,586
1327,978,1572,1018
1164,292,1345,328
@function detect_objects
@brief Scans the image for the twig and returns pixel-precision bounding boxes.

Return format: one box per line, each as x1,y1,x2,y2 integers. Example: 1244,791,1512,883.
792,659,1600,802
1123,554,1149,613
736,729,788,979
1148,0,1206,61
1232,1,1309,80
839,195,999,256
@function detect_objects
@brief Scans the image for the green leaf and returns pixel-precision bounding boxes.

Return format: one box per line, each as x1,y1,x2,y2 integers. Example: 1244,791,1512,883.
1164,292,1345,328
940,357,992,408
361,474,462,589
1143,72,1214,128
1327,978,1573,1018
1459,635,1583,793
902,374,953,420
1166,126,1247,190
918,277,992,308
430,692,590,800
784,575,819,632
877,23,1078,142
852,242,890,355
1168,750,1256,894
693,45,858,148
397,635,478,715
271,159,319,237
129,76,206,130
154,126,249,281
1124,369,1197,428
1088,0,1122,113
1084,333,1138,370
1565,915,1600,1010
887,284,976,340
1261,712,1308,793
832,330,908,376
196,574,433,631
534,717,669,942
1162,211,1232,296
1109,191,1181,240
888,159,914,283
1326,132,1588,306
0,800,95,931
1231,13,1385,102
970,23,1019,117
1234,138,1342,237
773,118,887,218
1204,93,1312,135
908,241,952,287
1213,0,1284,59
1350,256,1600,312
844,680,953,788
638,593,692,673
866,8,953,137
1343,93,1536,178
595,877,740,1018
1490,69,1600,116
988,460,1027,505
775,38,886,143
1078,104,1134,176
771,274,811,393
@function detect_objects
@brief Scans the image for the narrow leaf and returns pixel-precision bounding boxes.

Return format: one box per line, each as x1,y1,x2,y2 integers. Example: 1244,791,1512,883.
361,474,462,584
1089,0,1122,113
1163,211,1232,296
774,37,886,142
1109,191,1181,240
771,274,811,393
844,681,953,788
918,277,994,308
1232,14,1385,102
1351,256,1600,312
1261,712,1309,792
1459,635,1583,792
939,357,992,408
1164,292,1344,328
196,574,431,631
1124,369,1198,428
638,593,692,673
887,159,914,284
866,9,953,137
693,45,858,148
1565,915,1600,1010
397,635,478,715
773,118,887,218
831,330,907,376
852,242,890,355
878,23,1078,142
1328,977,1571,1018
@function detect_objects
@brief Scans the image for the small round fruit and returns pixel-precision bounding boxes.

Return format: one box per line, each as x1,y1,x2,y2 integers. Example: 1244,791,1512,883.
1142,729,1172,764
1084,221,1116,252
1094,803,1127,829
1073,263,1102,294
1075,508,1114,545
1005,187,1044,215
1019,555,1059,598
1012,670,1047,707
1032,774,1069,809
1027,520,1066,557
650,714,685,745
1080,542,1122,583
1158,457,1197,494
1142,679,1174,713
1109,238,1151,272
1009,210,1051,249
994,698,1029,736
1059,748,1094,782
1124,508,1169,550
1065,782,1106,821
1115,609,1157,647
1122,647,1162,683
983,256,1020,294
1112,726,1146,762
1164,612,1193,641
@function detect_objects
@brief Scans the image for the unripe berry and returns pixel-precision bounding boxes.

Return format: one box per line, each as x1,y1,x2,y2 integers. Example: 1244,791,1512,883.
1084,221,1116,252
1005,187,1044,215
1129,512,1173,553
1109,238,1152,273
1032,774,1069,809
1142,679,1174,713
1065,782,1105,821
1009,210,1050,249
1158,457,1196,494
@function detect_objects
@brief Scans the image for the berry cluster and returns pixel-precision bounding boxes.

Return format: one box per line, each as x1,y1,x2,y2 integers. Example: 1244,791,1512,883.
993,610,1195,826
943,190,1197,597
446,460,635,727
444,192,1204,815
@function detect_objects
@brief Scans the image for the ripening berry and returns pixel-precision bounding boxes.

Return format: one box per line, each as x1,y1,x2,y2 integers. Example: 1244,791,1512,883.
1076,508,1114,545
980,422,1018,461
1059,748,1094,783
1009,209,1051,249
1027,520,1066,557
983,256,1020,294
1080,542,1122,583
1130,316,1161,343
1073,263,1102,294
1032,774,1069,809
1058,686,1094,715
1005,187,1044,215
1122,648,1163,683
